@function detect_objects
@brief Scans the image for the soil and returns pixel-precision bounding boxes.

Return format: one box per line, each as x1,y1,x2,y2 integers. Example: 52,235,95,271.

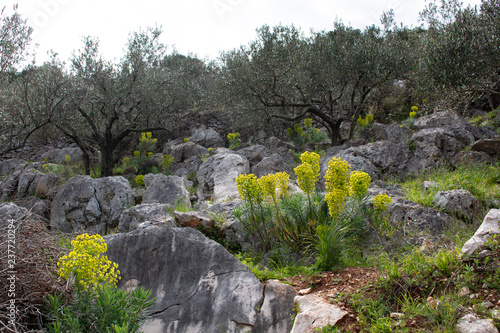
285,266,378,332
284,266,500,332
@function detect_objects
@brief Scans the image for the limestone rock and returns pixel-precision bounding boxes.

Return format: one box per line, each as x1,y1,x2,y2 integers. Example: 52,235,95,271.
452,151,495,168
189,127,224,147
462,209,500,257
236,144,270,167
104,226,296,333
471,137,500,156
197,151,250,203
456,314,498,333
118,203,175,232
50,175,134,234
433,190,479,222
142,174,190,208
290,295,347,333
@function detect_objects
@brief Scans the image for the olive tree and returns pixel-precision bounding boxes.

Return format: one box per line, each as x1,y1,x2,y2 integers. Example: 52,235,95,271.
221,23,412,145
420,0,500,109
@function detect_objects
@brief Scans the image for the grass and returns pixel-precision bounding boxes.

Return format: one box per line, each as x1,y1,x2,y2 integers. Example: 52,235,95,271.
393,162,500,210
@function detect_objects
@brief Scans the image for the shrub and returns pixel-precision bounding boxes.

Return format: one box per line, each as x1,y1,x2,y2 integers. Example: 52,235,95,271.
57,234,120,291
135,174,145,186
227,132,241,150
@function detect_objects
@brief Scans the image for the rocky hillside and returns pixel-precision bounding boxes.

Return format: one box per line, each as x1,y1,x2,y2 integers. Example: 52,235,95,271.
1,110,500,332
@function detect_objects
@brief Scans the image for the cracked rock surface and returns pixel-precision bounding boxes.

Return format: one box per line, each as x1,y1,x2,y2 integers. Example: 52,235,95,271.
105,226,296,333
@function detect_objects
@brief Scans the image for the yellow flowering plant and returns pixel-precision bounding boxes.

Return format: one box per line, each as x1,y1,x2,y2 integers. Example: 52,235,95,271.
135,174,145,186
373,193,393,212
227,132,241,150
57,234,120,291
236,173,262,205
350,170,371,197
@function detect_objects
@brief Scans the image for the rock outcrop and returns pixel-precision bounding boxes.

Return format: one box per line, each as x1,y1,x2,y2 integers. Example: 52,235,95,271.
104,226,297,333
50,175,134,234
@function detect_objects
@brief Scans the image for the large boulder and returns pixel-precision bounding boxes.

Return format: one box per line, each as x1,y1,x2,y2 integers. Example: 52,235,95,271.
40,147,83,164
0,158,24,177
433,190,480,222
50,175,134,234
409,127,465,172
189,127,225,147
471,137,500,156
163,141,208,164
142,174,190,208
253,153,292,178
0,202,30,228
118,203,176,232
456,314,498,333
197,150,250,203
343,140,410,177
462,209,500,257
413,111,475,145
104,226,297,333
452,151,495,168
236,144,271,167
368,182,453,235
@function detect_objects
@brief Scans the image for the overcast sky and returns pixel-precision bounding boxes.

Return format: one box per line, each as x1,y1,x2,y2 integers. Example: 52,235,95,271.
3,0,483,64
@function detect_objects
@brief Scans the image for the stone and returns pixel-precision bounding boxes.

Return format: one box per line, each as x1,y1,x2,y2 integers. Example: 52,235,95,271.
344,140,410,176
41,147,83,164
452,151,495,168
320,151,381,183
50,175,134,234
0,158,24,177
0,202,29,228
142,174,190,208
172,210,214,229
118,203,176,232
104,226,296,333
456,314,498,333
163,141,208,164
433,190,480,222
462,209,500,257
236,144,271,167
471,137,500,156
290,294,347,333
197,151,250,203
253,153,290,178
189,127,224,147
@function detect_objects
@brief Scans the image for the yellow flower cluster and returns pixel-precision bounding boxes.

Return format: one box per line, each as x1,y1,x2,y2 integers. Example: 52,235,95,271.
350,170,371,197
135,174,145,186
357,114,373,127
161,154,174,170
64,154,71,163
274,172,290,198
236,174,262,204
373,193,392,212
303,118,313,128
237,172,290,204
140,132,158,144
409,111,417,118
57,234,120,291
324,157,351,218
294,163,316,195
300,151,320,178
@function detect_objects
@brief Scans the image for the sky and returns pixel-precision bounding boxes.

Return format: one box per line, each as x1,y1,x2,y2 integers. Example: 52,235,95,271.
3,0,483,64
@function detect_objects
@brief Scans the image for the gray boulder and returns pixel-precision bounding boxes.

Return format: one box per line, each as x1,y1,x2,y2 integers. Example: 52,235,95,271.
462,209,500,257
452,151,495,168
0,202,30,228
413,111,475,145
471,137,500,156
173,210,214,228
409,127,465,171
118,203,176,232
368,183,453,235
41,147,83,164
343,140,410,176
50,175,134,234
104,226,297,333
456,314,498,333
163,141,208,164
290,295,347,333
433,190,479,222
189,127,224,147
253,153,291,178
236,144,271,167
0,158,24,177
142,174,190,208
197,150,250,203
